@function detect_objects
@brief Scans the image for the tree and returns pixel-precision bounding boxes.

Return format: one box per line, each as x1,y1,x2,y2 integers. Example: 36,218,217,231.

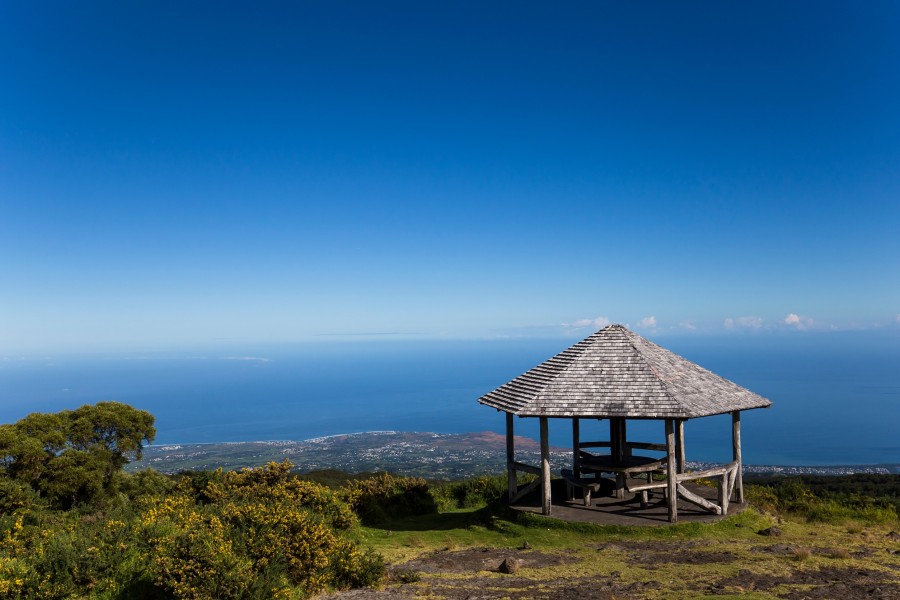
0,402,155,508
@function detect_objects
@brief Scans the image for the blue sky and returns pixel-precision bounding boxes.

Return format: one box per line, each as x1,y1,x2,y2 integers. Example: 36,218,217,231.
1,1,898,352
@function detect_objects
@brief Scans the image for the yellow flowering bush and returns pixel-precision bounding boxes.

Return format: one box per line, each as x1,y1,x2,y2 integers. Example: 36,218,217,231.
0,406,384,598
136,463,383,599
203,460,358,530
140,496,254,599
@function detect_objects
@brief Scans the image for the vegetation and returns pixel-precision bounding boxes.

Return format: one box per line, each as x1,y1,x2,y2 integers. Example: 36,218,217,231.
2,404,898,599
0,402,155,509
0,405,383,599
746,473,900,517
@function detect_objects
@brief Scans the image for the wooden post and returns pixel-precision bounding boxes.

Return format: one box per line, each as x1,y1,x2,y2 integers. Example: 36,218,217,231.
665,419,678,523
609,418,618,458
506,412,516,502
675,419,686,474
572,418,580,477
540,416,551,516
732,411,743,504
615,418,628,498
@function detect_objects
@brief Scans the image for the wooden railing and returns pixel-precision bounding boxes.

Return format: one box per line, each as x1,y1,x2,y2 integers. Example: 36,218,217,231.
507,460,542,503
627,460,740,515
577,441,667,454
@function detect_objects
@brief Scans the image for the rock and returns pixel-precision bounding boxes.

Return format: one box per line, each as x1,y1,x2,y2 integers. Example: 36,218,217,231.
886,531,900,541
758,526,782,537
498,557,520,574
521,540,532,550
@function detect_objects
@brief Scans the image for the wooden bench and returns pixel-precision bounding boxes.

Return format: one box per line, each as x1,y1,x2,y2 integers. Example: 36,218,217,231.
560,469,604,506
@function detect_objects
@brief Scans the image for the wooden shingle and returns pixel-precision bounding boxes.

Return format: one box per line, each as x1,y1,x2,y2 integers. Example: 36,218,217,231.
478,324,771,419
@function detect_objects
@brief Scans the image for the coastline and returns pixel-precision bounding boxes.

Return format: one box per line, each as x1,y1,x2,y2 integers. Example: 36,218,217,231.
133,431,900,476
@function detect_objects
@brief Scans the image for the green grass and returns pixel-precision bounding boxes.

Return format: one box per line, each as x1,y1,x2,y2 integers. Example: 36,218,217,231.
346,480,900,599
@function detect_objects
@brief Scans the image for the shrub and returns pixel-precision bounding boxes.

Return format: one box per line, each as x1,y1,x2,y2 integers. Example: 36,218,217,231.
745,480,898,524
141,496,254,599
203,461,358,530
431,474,508,511
0,478,43,515
0,454,385,599
343,473,436,524
140,463,382,598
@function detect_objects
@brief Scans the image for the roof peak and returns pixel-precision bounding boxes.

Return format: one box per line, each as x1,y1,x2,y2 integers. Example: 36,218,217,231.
478,325,772,419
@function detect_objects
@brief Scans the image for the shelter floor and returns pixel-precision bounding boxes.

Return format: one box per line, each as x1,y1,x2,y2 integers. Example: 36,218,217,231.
510,477,747,526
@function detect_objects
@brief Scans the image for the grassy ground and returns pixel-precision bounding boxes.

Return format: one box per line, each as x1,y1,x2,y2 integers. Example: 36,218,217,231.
331,495,900,599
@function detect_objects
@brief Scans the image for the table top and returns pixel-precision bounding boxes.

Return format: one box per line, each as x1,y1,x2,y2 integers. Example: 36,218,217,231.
578,453,666,474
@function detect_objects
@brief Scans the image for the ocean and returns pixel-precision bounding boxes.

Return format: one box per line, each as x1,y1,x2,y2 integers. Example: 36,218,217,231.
1,331,898,467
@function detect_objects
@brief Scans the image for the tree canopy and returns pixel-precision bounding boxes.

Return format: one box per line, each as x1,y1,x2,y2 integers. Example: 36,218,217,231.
0,402,155,507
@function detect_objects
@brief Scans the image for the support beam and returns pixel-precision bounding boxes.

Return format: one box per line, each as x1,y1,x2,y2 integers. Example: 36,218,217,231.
609,418,618,459
678,484,722,515
540,416,551,516
506,412,515,502
615,418,628,498
665,419,678,523
675,419,686,474
732,411,743,503
572,418,581,477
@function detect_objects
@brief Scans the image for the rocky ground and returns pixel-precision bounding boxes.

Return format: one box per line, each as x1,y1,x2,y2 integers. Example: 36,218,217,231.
324,532,900,599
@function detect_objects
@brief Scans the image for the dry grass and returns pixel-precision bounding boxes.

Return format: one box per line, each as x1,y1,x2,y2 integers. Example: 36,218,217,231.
846,522,865,534
824,548,851,559
791,546,812,561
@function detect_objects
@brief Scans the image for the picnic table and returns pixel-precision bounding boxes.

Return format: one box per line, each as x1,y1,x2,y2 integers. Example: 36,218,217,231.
577,452,667,503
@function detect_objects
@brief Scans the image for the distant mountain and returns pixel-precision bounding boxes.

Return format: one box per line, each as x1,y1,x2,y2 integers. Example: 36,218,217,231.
128,431,898,478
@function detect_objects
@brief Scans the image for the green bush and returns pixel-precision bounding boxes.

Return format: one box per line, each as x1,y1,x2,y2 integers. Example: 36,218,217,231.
343,473,436,524
0,459,385,599
431,474,508,511
745,479,899,524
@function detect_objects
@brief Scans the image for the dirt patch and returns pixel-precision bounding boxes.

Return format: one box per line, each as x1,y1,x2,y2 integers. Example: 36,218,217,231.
323,539,900,599
406,574,643,600
752,544,797,555
712,566,900,599
395,547,576,574
595,539,736,565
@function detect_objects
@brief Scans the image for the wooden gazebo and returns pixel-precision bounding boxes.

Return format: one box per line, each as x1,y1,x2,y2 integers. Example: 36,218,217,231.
478,324,772,523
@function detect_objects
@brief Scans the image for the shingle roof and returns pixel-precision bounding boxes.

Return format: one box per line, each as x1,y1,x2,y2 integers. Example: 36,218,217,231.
478,324,772,419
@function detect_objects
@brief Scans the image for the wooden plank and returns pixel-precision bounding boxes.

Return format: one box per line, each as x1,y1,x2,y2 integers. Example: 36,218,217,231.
627,480,669,493
675,461,738,482
717,475,726,512
506,412,515,502
665,419,678,523
677,484,722,515
510,478,540,504
572,418,580,477
721,470,731,514
732,411,743,503
726,464,736,500
626,442,667,452
540,416,551,516
676,420,686,474
510,461,541,476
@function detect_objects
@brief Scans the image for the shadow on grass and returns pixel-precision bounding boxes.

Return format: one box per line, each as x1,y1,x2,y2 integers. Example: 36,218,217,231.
368,502,508,532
